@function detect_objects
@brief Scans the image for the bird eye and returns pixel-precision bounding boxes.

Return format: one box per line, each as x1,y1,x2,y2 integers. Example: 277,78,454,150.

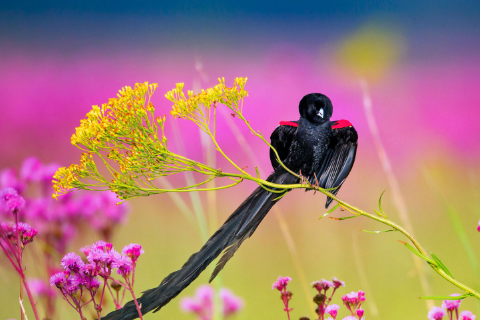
317,108,324,118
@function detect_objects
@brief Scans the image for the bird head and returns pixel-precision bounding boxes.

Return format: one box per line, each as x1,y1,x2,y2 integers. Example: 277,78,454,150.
299,93,333,124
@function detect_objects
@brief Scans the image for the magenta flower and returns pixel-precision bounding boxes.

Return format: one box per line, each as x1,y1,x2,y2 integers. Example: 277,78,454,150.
358,290,365,302
79,245,91,256
64,274,82,295
272,276,292,291
332,277,345,289
428,306,446,320
312,279,334,292
220,288,244,318
92,240,113,251
20,157,43,182
1,187,25,214
122,243,144,263
84,276,102,291
325,304,340,318
87,248,106,264
61,252,84,273
460,311,476,320
12,222,38,245
113,255,133,276
442,294,462,311
357,308,364,318
28,279,55,297
49,272,67,288
342,291,359,306
180,285,214,320
103,249,121,267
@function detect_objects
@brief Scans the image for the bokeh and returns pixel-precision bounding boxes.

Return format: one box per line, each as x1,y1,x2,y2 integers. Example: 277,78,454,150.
1,1,480,319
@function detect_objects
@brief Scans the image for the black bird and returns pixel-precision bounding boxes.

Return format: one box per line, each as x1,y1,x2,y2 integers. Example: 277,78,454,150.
102,93,358,320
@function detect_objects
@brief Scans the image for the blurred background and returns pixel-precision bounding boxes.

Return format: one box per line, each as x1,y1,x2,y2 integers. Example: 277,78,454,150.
1,1,480,319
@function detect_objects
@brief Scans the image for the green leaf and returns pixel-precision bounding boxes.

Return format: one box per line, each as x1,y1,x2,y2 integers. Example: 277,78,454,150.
335,215,359,220
374,209,387,219
420,293,471,300
378,190,387,218
431,253,454,278
401,242,435,264
362,229,395,234
319,203,340,220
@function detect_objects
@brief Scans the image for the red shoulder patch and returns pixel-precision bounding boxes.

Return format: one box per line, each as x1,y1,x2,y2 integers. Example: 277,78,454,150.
279,121,299,127
332,119,352,129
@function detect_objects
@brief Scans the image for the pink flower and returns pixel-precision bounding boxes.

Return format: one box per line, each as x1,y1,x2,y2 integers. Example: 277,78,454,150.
220,288,244,317
477,220,480,232
13,222,38,245
442,294,462,311
357,308,364,318
122,243,144,263
332,277,345,289
103,249,121,267
113,255,133,276
84,276,102,291
28,279,49,297
460,311,476,320
79,245,91,256
312,279,334,292
20,157,43,182
61,252,84,273
92,240,113,251
428,306,446,320
1,188,25,214
325,304,340,318
342,292,359,306
49,272,67,288
358,290,365,302
272,276,292,291
64,274,82,295
180,285,214,320
87,248,106,264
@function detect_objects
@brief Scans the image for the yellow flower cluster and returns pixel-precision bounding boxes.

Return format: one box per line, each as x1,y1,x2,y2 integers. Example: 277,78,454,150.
53,82,159,199
166,77,248,119
71,82,158,149
52,153,94,199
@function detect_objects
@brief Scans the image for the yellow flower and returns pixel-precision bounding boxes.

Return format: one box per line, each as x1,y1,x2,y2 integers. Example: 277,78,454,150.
167,77,248,119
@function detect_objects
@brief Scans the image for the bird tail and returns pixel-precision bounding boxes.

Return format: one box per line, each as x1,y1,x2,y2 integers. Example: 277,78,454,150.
101,171,297,320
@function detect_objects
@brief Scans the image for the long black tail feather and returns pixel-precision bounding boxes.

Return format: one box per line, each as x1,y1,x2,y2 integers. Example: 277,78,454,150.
101,171,297,320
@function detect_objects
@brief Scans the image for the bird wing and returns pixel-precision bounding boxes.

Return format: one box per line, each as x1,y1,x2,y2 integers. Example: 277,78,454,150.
269,121,298,170
312,119,358,208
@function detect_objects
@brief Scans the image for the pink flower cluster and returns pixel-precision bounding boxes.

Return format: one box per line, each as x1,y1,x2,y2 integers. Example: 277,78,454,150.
427,295,476,320
49,241,144,319
180,285,244,320
279,275,365,320
272,276,294,319
1,157,130,255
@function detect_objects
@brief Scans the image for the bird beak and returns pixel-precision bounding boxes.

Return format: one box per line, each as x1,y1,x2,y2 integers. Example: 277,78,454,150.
317,108,324,118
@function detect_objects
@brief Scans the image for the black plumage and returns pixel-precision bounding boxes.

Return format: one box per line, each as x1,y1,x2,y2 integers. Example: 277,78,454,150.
102,93,358,320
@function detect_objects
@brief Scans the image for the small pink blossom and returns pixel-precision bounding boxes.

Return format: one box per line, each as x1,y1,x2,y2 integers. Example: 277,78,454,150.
272,276,292,291
357,308,364,318
220,288,244,317
84,276,102,291
325,304,340,318
342,291,359,306
103,249,121,266
13,222,38,245
332,277,345,289
20,157,43,182
122,243,144,263
428,306,446,320
1,188,25,214
113,255,133,276
87,248,106,264
312,279,334,292
79,245,91,256
477,220,480,232
442,294,462,311
180,285,214,320
460,311,476,320
28,279,55,297
49,272,67,288
61,252,84,273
